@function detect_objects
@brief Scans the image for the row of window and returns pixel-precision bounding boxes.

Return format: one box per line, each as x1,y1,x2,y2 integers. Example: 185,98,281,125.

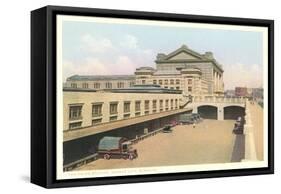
70,81,135,89
141,79,192,85
151,79,192,85
68,99,179,129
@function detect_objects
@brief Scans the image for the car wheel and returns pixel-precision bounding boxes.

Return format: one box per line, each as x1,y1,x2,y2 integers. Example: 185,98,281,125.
104,154,110,160
129,154,134,160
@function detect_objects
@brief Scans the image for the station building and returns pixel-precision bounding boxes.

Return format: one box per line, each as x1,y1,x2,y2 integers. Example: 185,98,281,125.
135,45,224,96
64,45,224,96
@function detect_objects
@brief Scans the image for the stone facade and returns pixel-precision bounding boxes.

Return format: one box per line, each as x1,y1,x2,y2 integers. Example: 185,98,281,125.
63,87,182,131
64,45,224,96
135,45,224,96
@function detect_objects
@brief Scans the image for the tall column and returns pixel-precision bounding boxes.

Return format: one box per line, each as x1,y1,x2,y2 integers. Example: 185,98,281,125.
218,73,221,91
217,105,224,120
214,71,217,93
215,72,217,92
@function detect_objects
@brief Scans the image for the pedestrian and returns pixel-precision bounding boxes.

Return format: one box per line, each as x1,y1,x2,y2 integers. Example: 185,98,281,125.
193,122,196,128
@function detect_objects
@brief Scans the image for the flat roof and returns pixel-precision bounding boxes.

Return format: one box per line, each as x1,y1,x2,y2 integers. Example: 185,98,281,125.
64,108,191,142
63,85,182,94
67,75,135,81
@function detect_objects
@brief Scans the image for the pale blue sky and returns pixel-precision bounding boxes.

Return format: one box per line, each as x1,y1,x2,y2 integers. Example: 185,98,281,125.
62,20,264,89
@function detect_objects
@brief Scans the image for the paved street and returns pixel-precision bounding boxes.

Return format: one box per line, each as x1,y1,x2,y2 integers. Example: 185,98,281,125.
76,119,239,171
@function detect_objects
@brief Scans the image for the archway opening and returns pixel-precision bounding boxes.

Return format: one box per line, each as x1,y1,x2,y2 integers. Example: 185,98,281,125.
198,105,218,120
224,106,245,120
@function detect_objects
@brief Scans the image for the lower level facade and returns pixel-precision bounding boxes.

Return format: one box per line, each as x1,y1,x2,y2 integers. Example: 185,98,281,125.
63,87,183,131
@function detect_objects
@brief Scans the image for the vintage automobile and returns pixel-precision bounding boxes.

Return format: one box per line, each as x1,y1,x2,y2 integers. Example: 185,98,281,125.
169,120,179,127
232,117,245,134
191,113,203,122
162,124,173,133
97,136,138,160
179,114,196,125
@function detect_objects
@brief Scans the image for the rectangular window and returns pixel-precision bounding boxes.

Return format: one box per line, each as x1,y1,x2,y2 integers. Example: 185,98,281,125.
170,87,174,90
135,112,141,117
175,99,178,109
92,118,102,125
176,87,180,90
124,102,130,113
69,105,82,120
160,100,163,112
94,82,100,89
165,99,169,110
117,82,124,88
142,80,146,84
176,79,180,84
153,100,157,109
160,100,163,108
159,80,163,85
153,80,157,84
171,99,174,110
69,122,82,130
71,83,77,88
145,100,150,110
144,111,149,115
188,86,192,92
135,101,141,112
106,82,112,89
129,82,135,87
82,83,88,88
170,79,174,85
188,79,192,84
164,79,168,85
92,103,102,117
110,102,118,115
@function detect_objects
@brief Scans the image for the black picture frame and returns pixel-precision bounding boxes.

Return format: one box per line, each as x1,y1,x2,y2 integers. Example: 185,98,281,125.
31,5,274,188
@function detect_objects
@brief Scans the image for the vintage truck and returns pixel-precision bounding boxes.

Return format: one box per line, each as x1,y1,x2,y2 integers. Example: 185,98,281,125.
232,116,245,134
97,136,138,160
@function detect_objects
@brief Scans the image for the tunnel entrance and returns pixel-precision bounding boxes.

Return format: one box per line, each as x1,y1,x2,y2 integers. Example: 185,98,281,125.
198,105,217,120
224,106,245,120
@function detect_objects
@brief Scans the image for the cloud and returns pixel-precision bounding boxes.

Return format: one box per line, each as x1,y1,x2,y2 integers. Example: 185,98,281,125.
114,56,137,74
80,34,114,53
120,34,138,49
63,56,138,81
63,34,156,81
63,58,111,81
223,63,263,90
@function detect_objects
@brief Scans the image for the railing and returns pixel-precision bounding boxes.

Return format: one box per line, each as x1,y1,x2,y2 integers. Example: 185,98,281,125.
131,128,163,144
192,96,246,104
63,153,99,171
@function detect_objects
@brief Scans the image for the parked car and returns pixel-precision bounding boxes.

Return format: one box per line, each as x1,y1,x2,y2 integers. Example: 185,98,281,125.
169,120,179,127
191,113,203,122
162,124,173,133
232,117,245,134
179,114,196,125
97,136,138,160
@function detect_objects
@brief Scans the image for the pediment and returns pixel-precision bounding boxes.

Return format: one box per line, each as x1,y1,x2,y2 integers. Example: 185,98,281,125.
167,51,201,60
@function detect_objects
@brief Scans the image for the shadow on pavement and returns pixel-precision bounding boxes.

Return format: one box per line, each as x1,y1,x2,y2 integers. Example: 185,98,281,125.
231,134,245,162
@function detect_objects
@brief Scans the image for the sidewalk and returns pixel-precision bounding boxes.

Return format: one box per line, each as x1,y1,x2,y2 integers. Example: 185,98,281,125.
248,103,264,161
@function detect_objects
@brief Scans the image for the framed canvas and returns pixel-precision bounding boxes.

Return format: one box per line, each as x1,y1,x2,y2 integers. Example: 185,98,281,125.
31,5,274,188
